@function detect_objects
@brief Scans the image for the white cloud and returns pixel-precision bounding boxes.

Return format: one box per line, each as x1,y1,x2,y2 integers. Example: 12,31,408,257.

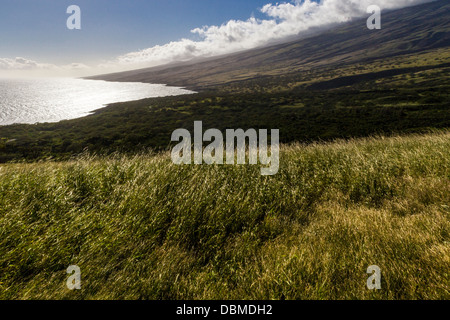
0,57,91,77
105,0,433,70
61,62,90,71
0,57,55,70
1,0,434,76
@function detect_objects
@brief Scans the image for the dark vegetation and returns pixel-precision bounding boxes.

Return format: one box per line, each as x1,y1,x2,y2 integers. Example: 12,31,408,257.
1,57,449,162
1,1,449,163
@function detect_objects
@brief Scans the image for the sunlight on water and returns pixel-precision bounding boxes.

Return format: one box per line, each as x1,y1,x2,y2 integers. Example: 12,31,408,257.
0,78,195,126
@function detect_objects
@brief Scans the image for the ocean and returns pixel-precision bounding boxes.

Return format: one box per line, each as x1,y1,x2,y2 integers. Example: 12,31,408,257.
0,77,194,126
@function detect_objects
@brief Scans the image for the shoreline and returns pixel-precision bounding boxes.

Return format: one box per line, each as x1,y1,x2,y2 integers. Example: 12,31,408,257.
0,77,197,127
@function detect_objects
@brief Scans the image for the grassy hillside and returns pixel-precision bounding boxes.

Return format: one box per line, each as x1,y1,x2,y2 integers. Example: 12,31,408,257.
2,0,449,163
1,0,448,301
0,131,448,299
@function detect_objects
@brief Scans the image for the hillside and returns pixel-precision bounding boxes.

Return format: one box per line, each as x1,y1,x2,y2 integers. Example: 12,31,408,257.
88,0,450,91
2,48,449,162
0,0,449,162
0,132,449,299
1,0,449,303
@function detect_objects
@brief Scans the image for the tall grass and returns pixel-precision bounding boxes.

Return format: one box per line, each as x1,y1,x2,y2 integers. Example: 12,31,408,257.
0,131,448,299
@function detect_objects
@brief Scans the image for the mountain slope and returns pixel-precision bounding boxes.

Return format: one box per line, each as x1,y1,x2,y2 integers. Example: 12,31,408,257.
89,0,450,90
1,1,449,162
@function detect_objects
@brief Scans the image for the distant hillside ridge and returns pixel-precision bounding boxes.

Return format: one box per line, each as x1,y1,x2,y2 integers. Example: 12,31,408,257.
88,0,450,90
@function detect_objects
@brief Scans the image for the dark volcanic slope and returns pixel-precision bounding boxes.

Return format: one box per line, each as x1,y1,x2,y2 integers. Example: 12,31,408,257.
89,0,450,90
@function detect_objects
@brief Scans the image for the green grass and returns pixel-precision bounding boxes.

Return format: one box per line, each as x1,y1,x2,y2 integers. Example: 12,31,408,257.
0,131,448,299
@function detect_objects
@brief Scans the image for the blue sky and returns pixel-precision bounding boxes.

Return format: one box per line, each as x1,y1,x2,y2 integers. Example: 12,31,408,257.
0,0,431,76
0,0,271,65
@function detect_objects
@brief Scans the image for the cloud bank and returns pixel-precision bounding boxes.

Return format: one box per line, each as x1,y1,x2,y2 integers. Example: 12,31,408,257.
107,0,433,70
0,57,90,77
0,57,54,71
1,0,434,76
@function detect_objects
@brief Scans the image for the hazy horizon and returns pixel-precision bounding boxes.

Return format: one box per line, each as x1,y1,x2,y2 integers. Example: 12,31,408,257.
0,0,435,78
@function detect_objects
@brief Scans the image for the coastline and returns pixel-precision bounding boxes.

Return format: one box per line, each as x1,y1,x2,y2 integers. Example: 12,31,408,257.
0,77,196,127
